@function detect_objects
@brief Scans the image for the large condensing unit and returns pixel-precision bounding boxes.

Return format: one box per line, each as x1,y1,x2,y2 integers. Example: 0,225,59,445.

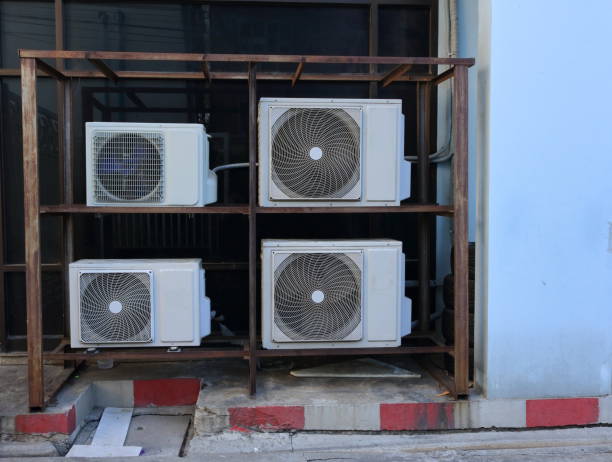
258,98,411,207
261,239,412,349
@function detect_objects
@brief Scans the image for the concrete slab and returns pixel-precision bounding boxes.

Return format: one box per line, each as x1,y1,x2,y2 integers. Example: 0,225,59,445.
186,426,612,457
304,403,379,430
0,441,59,458
291,358,421,378
200,358,445,408
193,357,448,433
186,431,293,455
8,357,611,437
66,444,142,458
94,381,134,408
455,398,526,429
11,446,612,462
125,415,191,457
598,395,612,424
0,364,72,416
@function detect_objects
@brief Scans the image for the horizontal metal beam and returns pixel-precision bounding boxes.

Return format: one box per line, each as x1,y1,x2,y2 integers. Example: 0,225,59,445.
0,262,247,272
0,263,63,272
256,205,453,215
39,204,452,215
19,50,475,67
44,348,247,361
40,204,250,215
172,0,435,4
0,69,434,82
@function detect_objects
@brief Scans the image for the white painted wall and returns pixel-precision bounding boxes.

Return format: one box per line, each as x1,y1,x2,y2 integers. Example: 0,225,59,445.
458,0,612,398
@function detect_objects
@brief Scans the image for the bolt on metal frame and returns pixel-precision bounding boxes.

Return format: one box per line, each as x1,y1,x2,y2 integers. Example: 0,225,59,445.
19,49,473,410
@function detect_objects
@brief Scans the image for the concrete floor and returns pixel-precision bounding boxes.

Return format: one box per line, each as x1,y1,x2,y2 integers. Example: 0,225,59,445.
199,356,447,408
0,364,72,416
73,413,191,457
7,426,612,461
0,355,448,418
185,427,612,461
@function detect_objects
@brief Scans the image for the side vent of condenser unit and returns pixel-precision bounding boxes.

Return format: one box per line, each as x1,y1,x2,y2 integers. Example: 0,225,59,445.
270,108,361,200
92,131,165,203
273,252,362,341
79,271,153,344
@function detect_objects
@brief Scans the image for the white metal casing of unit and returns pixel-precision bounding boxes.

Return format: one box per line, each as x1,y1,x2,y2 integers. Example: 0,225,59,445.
258,98,411,207
261,239,412,349
86,122,217,206
69,259,211,348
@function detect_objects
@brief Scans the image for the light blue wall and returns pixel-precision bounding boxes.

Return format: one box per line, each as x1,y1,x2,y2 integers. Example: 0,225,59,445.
463,0,612,398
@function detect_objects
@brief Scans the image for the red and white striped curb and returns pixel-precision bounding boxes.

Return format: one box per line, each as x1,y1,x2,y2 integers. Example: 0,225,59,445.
6,378,201,435
8,378,612,435
219,396,612,432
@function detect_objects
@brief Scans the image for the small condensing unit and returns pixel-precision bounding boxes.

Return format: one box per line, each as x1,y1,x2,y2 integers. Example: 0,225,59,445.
86,122,217,206
258,98,411,207
261,239,412,349
69,259,211,348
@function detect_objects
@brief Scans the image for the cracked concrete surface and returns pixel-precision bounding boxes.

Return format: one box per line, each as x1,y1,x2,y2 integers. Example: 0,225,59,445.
185,426,612,460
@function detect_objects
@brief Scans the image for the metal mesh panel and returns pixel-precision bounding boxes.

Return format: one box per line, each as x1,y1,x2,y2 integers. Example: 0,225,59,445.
79,272,152,343
271,108,360,199
273,253,361,341
93,131,164,202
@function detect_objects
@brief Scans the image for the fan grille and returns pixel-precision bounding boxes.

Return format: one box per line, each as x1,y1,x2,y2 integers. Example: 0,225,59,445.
93,131,164,202
273,252,362,341
270,108,360,199
79,272,152,344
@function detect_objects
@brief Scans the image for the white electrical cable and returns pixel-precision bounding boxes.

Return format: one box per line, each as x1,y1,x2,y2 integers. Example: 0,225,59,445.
212,162,249,174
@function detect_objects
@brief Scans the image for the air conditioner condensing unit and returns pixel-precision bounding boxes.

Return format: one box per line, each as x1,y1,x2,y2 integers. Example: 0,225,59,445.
261,240,412,349
69,259,211,348
258,98,411,206
86,122,217,206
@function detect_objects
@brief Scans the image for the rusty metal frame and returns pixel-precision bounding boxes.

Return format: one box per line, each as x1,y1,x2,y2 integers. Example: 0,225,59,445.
18,49,472,409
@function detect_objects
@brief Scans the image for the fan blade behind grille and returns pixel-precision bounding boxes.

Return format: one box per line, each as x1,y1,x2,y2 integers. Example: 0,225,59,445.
273,252,362,341
93,131,164,203
271,108,360,199
79,272,152,344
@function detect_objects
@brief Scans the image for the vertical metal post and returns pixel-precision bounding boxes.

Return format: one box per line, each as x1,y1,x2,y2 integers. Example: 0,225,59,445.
248,63,257,396
62,80,74,347
21,57,44,409
368,2,380,237
55,0,72,343
452,65,469,396
417,82,432,331
368,2,379,99
0,78,6,352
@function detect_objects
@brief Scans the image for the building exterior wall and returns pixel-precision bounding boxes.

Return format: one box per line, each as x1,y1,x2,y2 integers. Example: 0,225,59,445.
465,0,612,398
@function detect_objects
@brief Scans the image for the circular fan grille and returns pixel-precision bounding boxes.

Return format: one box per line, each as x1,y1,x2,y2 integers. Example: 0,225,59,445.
274,253,362,341
271,108,360,199
94,132,164,202
79,272,152,344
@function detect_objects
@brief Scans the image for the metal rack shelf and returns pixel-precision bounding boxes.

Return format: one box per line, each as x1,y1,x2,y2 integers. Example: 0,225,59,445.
40,204,250,215
39,204,452,215
18,48,473,410
255,205,453,215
